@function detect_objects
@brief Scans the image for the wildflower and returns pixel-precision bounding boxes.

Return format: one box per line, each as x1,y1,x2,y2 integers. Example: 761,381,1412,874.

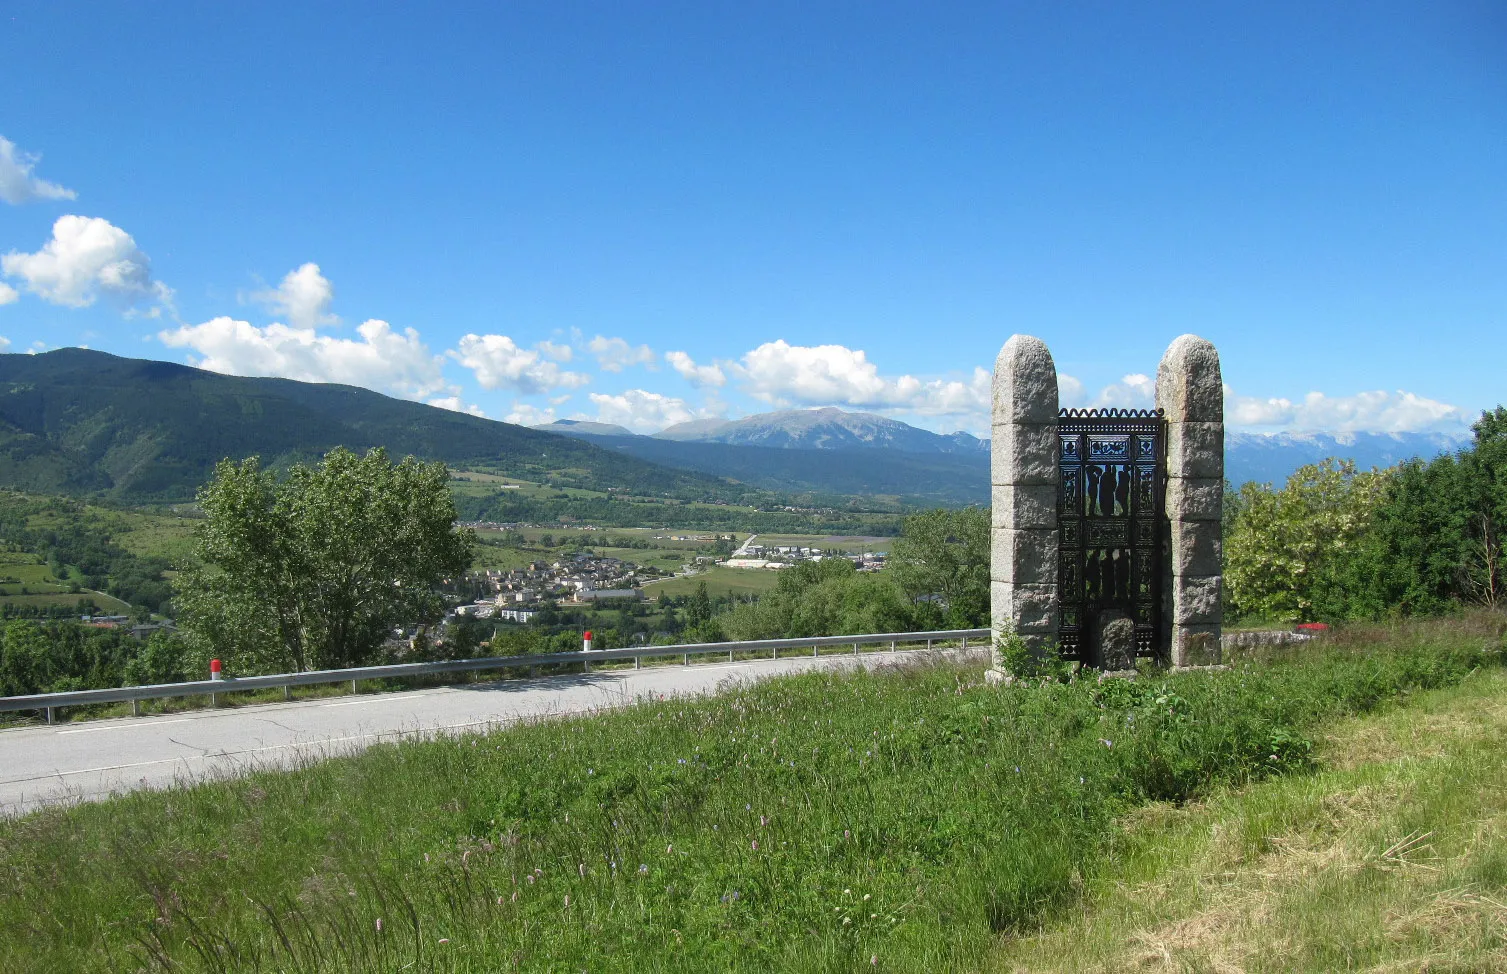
871,955,878,965
375,918,383,932
439,938,450,944
639,864,649,874
844,830,851,839
863,894,871,901
497,896,505,905
579,863,586,877
760,815,768,827
751,841,759,851
564,895,570,907
843,917,852,925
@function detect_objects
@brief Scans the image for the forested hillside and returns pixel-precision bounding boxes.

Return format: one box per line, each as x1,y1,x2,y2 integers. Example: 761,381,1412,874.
0,349,741,503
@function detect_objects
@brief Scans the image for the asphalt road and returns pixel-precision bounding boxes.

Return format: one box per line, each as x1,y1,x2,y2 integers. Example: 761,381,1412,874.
0,647,983,817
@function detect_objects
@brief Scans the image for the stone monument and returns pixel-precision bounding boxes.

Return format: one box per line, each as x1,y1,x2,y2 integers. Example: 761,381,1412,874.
987,333,1224,678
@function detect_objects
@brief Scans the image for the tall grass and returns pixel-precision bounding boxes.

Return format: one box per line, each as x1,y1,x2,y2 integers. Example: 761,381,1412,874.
0,616,1500,973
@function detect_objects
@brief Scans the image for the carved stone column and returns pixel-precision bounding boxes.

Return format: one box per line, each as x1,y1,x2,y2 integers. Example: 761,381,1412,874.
1155,335,1224,667
989,335,1060,675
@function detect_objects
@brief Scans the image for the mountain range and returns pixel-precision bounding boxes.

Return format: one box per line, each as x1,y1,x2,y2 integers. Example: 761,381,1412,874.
0,349,737,503
538,407,1468,497
0,348,1468,510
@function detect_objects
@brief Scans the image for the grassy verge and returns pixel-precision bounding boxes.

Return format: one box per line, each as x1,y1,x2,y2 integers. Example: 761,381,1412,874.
992,628,1507,972
0,617,1500,972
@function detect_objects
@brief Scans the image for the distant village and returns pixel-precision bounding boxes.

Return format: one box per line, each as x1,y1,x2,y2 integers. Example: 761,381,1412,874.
447,530,887,624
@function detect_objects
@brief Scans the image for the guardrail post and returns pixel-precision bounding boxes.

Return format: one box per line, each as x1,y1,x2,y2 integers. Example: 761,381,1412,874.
728,648,734,662
773,646,778,660
962,636,968,650
927,638,932,651
889,640,896,652
634,656,641,670
284,686,292,701
350,679,358,694
583,659,591,674
812,644,818,657
852,642,859,655
209,692,217,708
683,653,689,666
45,706,54,725
131,699,140,717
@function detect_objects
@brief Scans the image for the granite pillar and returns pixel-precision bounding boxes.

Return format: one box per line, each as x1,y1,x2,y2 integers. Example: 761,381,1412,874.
989,335,1060,676
1156,335,1225,667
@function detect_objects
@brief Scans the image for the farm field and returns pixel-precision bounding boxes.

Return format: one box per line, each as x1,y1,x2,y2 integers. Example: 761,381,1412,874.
643,564,785,598
0,617,1499,973
0,551,131,614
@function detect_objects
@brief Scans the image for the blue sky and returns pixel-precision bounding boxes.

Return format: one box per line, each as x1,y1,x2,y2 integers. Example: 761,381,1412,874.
1,2,1503,436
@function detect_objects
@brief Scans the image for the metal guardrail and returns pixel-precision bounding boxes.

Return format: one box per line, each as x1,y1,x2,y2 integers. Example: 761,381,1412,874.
0,628,991,723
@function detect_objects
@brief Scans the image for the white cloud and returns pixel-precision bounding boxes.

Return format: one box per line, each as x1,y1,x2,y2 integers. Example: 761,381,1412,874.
252,262,336,330
1091,373,1156,409
450,334,590,394
584,389,696,433
1224,385,1467,433
665,350,726,388
428,395,487,418
588,335,655,372
0,336,10,350
504,401,559,426
0,137,76,205
1057,373,1086,406
537,340,573,362
2,215,172,311
158,316,451,400
0,282,17,306
733,340,991,418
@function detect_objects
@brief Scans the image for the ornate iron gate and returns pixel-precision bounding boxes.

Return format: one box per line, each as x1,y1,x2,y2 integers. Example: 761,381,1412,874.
1057,407,1165,665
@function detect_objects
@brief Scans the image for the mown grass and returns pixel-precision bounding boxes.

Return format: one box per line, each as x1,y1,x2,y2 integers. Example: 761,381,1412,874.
0,617,1500,973
994,620,1507,972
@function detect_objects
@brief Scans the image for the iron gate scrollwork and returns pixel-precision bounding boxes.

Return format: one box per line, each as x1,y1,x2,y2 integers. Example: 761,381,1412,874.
1057,407,1165,665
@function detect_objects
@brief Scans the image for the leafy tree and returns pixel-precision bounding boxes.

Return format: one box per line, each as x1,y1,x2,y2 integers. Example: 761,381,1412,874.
1225,459,1389,622
719,559,915,640
0,621,48,696
122,630,189,687
1354,408,1507,615
174,448,474,673
887,506,989,627
685,580,714,628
